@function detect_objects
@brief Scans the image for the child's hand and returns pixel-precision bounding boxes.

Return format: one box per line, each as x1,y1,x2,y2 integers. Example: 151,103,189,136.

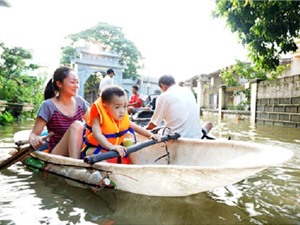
110,145,127,157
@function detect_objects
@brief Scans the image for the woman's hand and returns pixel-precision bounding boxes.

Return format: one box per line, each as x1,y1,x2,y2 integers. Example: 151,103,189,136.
110,145,127,157
29,136,44,150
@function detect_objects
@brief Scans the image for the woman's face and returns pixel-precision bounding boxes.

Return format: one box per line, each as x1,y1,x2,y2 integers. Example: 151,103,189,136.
57,71,79,96
104,95,128,121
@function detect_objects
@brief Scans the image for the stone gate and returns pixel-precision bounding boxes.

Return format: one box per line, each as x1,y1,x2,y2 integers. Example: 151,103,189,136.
72,46,124,98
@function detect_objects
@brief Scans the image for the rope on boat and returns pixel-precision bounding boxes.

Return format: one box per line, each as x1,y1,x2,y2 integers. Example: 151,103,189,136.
151,126,171,135
150,126,172,164
154,142,170,164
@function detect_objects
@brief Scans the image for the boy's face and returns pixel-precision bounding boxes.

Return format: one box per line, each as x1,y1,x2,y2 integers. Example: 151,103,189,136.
132,87,137,94
104,95,128,121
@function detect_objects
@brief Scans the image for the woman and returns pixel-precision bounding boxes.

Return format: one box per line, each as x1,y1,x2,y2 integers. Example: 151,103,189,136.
29,66,89,158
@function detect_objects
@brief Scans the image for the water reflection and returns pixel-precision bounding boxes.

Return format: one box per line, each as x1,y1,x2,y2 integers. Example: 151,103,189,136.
206,117,300,225
0,167,254,225
210,117,300,144
0,118,300,225
209,165,300,225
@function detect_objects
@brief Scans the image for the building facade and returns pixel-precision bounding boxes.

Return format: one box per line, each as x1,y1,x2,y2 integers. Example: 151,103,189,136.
72,45,159,104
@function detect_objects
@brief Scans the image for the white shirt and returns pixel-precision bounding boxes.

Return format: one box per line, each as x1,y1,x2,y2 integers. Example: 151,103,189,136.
99,75,114,91
150,85,202,138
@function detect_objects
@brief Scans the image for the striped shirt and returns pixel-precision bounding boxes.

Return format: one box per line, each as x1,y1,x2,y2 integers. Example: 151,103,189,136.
36,96,89,150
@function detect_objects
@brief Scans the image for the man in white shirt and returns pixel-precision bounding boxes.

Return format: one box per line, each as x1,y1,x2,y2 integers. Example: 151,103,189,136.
145,75,212,138
98,69,115,95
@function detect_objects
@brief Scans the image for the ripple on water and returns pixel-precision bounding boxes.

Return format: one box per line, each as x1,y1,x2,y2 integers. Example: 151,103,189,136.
0,170,36,221
208,162,300,224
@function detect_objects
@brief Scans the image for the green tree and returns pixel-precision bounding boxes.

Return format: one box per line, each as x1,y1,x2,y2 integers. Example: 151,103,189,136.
220,60,286,107
84,72,103,103
221,60,287,87
0,42,39,79
60,46,79,66
0,42,45,120
60,22,142,80
213,0,300,71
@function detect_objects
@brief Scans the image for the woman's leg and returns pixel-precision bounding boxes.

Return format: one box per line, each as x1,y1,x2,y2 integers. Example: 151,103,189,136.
51,121,84,158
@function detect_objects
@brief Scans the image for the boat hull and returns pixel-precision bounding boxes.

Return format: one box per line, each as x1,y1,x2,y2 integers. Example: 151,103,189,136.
15,134,294,197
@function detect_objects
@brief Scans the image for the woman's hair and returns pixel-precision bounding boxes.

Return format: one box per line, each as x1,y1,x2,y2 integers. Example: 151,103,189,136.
158,75,176,87
101,85,126,103
44,66,72,100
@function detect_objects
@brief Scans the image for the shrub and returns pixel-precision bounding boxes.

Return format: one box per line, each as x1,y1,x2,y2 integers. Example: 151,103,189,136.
0,111,14,126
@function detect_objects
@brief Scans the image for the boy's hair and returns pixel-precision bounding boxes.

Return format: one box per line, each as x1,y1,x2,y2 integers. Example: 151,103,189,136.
158,75,176,87
101,85,126,103
132,85,139,91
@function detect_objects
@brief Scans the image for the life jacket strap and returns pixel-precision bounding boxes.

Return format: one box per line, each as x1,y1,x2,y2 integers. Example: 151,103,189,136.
81,126,138,163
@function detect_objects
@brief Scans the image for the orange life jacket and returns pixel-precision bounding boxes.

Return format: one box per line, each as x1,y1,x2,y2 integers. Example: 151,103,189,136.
81,98,135,164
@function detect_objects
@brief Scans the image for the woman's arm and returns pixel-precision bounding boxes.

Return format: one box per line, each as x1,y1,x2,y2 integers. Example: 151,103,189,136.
29,117,47,149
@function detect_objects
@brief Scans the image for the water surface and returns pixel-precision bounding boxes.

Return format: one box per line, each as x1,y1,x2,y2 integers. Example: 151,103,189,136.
0,118,299,225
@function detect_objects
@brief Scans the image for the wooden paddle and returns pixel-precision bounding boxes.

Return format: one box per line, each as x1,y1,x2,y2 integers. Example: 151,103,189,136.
84,133,181,164
0,132,53,170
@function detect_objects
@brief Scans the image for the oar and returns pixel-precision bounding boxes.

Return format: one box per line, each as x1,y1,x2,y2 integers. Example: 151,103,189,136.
0,132,53,170
0,145,17,149
84,133,181,164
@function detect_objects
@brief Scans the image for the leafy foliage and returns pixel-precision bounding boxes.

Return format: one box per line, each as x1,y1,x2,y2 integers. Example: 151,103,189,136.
220,60,287,87
0,111,14,126
84,72,103,103
213,0,300,71
0,42,45,122
60,22,142,80
60,46,80,66
220,60,287,107
220,66,239,87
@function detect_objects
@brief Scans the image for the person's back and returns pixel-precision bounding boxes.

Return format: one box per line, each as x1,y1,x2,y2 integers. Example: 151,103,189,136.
155,85,202,138
146,74,212,138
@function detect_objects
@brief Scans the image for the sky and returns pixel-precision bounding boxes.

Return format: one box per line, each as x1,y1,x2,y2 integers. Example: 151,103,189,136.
0,0,247,82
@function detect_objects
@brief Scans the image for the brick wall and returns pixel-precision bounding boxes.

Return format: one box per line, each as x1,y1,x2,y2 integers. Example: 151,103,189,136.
256,75,300,128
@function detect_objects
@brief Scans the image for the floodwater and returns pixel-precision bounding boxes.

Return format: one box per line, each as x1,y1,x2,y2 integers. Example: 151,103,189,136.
0,117,299,225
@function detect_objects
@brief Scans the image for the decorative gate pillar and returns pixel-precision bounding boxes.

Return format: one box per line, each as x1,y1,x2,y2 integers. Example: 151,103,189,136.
197,74,209,111
250,78,263,125
218,84,227,120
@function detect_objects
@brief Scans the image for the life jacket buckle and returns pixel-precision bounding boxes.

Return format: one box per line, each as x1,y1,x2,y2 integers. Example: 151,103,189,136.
115,132,123,137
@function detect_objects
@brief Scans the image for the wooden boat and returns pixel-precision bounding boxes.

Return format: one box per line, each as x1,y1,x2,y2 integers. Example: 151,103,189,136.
10,130,293,197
